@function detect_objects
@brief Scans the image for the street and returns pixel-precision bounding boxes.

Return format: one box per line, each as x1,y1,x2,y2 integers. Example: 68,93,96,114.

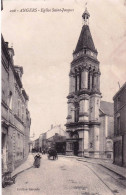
3,155,126,195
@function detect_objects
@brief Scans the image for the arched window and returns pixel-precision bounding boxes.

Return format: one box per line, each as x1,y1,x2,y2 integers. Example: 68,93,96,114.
9,91,13,110
92,74,94,88
79,69,81,90
88,72,90,89
22,105,24,122
74,102,79,122
75,70,77,92
18,99,20,117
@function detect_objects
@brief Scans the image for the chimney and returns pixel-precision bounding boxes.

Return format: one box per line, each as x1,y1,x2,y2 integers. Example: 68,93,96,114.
8,47,15,58
51,124,53,129
14,66,23,80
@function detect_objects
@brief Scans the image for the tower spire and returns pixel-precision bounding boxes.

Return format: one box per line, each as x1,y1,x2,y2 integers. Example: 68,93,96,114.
82,2,90,26
85,1,87,9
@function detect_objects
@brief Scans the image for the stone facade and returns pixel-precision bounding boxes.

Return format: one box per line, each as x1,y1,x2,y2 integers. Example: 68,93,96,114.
1,35,31,173
65,9,101,158
113,82,126,167
36,125,66,153
46,133,66,153
99,101,114,159
33,138,39,152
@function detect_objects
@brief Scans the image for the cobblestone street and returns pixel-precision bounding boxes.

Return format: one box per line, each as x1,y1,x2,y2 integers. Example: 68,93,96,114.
3,155,126,195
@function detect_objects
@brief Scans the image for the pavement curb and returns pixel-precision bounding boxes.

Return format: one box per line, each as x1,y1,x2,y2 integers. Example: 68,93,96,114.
78,159,126,180
77,159,97,164
99,164,126,180
12,166,33,179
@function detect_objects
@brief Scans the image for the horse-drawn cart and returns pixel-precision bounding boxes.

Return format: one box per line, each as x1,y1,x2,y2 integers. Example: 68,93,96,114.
48,148,58,160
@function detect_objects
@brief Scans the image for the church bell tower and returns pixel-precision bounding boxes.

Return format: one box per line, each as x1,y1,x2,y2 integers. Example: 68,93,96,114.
65,8,101,157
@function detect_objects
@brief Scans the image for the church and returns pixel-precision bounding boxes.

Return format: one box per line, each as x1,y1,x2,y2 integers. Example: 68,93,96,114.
65,8,114,158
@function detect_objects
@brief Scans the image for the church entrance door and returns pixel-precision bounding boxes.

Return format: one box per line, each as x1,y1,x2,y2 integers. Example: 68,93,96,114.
73,141,79,156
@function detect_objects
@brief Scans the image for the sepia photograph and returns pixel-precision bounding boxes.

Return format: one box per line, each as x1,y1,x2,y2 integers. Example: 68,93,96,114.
1,0,126,194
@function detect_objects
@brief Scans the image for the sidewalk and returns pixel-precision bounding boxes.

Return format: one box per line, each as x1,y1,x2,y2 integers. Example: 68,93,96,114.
77,157,126,179
11,153,34,177
60,155,126,179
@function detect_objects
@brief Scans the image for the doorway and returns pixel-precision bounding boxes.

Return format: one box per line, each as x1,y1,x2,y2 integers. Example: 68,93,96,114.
74,141,79,156
2,133,7,172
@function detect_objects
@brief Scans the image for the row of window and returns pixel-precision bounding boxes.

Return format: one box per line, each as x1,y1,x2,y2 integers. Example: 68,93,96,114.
8,90,26,122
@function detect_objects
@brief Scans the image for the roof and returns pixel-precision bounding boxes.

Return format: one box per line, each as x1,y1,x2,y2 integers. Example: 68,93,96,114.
74,25,97,54
83,8,90,16
100,101,114,116
113,82,126,100
22,89,29,101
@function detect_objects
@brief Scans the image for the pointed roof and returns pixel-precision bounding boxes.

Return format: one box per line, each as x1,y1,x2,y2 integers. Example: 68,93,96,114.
74,25,97,54
100,101,114,117
82,8,90,19
113,82,126,100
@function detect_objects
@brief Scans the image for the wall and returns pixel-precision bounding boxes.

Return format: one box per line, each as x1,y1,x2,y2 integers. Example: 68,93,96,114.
1,36,31,172
123,134,126,167
46,125,66,139
113,84,126,166
99,114,113,159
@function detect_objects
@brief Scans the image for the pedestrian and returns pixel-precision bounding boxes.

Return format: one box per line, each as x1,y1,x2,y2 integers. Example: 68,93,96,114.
34,153,41,168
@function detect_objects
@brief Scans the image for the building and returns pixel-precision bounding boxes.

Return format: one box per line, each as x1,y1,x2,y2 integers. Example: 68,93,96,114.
99,101,114,159
39,134,43,152
113,82,126,167
41,132,47,152
65,8,115,158
65,8,102,157
46,133,66,154
1,35,31,173
36,125,66,153
46,125,66,140
28,140,33,153
33,138,39,152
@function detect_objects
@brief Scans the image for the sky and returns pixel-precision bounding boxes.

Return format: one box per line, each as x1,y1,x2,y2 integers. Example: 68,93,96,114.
2,0,126,139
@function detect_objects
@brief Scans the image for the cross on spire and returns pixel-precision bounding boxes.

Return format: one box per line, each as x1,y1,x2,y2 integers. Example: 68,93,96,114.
85,1,87,9
82,1,90,25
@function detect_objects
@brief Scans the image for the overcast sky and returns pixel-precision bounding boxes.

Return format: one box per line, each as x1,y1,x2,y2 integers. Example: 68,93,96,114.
2,0,126,139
